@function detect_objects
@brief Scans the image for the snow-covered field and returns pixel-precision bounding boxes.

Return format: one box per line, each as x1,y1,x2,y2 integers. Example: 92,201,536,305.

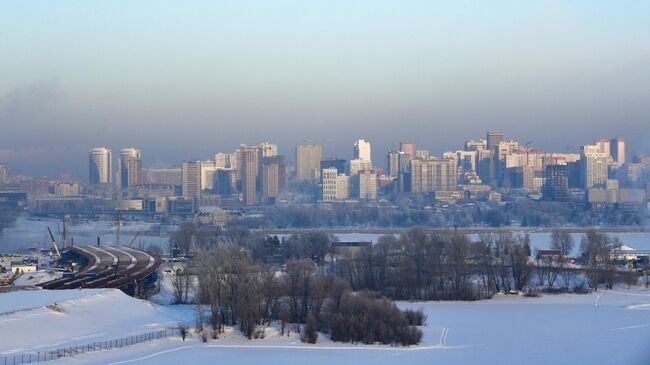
2,287,650,365
12,270,62,286
0,289,193,357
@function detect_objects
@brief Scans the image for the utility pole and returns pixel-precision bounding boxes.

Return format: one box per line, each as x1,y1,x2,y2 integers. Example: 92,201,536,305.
116,212,121,246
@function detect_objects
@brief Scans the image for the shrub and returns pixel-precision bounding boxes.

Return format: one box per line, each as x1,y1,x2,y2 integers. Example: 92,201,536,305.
403,309,427,326
573,283,591,294
253,327,266,339
301,315,319,344
540,286,569,295
325,291,422,346
178,322,190,341
523,287,540,297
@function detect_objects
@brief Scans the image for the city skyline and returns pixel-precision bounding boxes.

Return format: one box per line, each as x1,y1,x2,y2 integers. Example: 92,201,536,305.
0,132,642,180
1,1,650,176
2,3,650,364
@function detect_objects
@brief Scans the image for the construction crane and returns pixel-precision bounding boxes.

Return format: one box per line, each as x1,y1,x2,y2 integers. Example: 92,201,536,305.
61,214,70,248
127,231,141,248
47,227,62,259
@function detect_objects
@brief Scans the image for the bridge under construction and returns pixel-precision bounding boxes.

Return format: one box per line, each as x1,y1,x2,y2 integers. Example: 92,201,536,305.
39,245,160,297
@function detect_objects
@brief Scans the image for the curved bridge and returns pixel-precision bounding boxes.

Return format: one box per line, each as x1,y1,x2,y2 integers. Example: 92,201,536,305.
39,245,160,292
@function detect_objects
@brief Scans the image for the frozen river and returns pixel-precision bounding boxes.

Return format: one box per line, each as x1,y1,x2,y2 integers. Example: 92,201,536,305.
0,216,172,253
2,216,649,256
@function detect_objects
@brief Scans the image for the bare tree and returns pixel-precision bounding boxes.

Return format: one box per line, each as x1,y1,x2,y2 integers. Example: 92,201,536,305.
510,235,533,291
172,268,192,304
580,230,613,290
620,270,639,289
178,322,190,341
284,259,315,323
169,221,197,257
550,229,574,257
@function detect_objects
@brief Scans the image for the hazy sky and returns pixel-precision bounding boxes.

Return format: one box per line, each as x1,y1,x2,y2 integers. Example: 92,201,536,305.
1,1,649,178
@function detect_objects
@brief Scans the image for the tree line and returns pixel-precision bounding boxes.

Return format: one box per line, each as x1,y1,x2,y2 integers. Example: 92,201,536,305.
168,223,643,343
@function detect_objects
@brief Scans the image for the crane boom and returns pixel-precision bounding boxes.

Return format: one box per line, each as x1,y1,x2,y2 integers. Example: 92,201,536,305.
128,231,141,248
47,227,61,259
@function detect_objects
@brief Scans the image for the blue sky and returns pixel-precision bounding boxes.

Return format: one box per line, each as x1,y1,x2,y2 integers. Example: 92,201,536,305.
1,1,649,177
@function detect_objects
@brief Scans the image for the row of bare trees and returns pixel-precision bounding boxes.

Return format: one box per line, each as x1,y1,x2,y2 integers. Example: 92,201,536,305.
330,228,535,300
173,224,640,341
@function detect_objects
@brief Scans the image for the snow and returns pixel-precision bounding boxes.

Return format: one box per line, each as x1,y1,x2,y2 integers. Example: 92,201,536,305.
0,289,105,315
12,270,62,286
0,289,193,356
0,287,645,365
149,271,198,305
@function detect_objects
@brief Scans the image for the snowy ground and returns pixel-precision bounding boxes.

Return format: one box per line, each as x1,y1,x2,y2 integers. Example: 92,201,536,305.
0,289,193,357
12,270,62,286
2,287,649,365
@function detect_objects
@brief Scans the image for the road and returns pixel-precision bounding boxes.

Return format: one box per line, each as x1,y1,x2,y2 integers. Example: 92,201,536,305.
257,226,647,236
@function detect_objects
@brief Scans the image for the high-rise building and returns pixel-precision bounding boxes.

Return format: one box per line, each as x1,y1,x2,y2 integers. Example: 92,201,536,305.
455,150,478,179
200,160,217,190
400,142,416,159
214,153,229,168
239,145,260,205
261,156,286,200
119,148,142,188
354,139,372,162
415,150,430,160
182,160,202,198
320,158,347,175
89,147,112,184
350,170,377,200
54,183,81,196
336,174,350,200
543,164,570,201
464,139,487,151
476,150,493,184
321,167,339,201
259,142,278,157
410,158,458,192
486,131,505,151
493,140,519,185
385,149,400,179
295,144,322,182
594,138,611,159
610,137,625,165
0,164,6,183
581,144,608,189
507,165,538,191
214,168,237,195
323,168,350,201
143,167,182,185
349,159,372,176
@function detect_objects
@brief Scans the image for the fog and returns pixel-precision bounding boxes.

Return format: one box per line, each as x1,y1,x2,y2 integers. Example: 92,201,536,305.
1,1,649,177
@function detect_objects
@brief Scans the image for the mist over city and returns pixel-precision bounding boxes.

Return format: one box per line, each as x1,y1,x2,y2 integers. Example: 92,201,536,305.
2,2,650,177
1,2,650,365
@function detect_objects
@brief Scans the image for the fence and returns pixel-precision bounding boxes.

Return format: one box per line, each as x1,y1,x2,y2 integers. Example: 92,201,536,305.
2,328,176,365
